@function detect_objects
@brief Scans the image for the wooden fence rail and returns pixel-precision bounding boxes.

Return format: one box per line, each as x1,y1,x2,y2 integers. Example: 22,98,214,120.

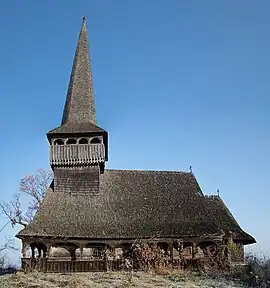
21,258,198,273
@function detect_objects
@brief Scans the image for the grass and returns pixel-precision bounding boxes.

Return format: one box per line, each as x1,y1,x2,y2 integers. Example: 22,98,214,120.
1,253,270,287
0,270,247,288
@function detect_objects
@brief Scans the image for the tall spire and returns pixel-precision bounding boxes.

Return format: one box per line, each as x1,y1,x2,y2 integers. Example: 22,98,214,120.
61,17,96,125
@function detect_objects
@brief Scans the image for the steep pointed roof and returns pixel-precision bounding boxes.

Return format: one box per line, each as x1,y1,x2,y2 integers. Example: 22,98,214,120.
48,17,104,137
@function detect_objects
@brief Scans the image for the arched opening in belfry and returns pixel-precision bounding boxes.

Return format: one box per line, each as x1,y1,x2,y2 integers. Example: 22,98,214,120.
53,139,64,145
90,138,101,144
78,138,88,144
66,138,77,145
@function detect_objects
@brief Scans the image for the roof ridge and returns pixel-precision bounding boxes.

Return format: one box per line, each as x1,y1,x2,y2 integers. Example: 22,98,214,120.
105,168,192,174
205,195,221,199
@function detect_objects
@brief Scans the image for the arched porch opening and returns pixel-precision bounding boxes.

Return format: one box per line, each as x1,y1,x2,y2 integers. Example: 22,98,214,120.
157,242,170,257
50,243,79,261
197,241,218,258
85,243,113,260
29,242,47,259
50,247,70,259
182,242,193,259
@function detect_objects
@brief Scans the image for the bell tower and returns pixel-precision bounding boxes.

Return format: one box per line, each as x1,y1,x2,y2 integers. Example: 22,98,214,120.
47,17,108,194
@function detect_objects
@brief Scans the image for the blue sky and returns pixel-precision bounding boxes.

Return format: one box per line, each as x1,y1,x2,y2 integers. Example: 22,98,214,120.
0,1,269,265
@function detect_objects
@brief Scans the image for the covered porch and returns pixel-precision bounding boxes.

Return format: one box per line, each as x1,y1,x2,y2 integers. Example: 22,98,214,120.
19,235,232,273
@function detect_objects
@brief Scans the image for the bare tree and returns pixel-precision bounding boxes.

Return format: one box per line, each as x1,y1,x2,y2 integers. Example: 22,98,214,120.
0,237,16,254
0,222,18,269
0,168,53,228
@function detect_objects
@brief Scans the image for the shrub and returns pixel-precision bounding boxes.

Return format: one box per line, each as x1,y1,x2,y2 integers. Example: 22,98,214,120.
218,253,270,287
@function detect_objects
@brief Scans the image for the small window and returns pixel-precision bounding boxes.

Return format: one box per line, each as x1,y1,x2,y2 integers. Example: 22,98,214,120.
79,138,88,144
53,139,64,145
90,138,101,144
66,139,77,145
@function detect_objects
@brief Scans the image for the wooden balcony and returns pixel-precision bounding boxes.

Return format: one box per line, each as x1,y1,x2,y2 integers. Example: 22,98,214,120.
50,143,105,166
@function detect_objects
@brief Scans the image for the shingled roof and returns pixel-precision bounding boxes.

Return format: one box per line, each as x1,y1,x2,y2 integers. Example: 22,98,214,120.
48,17,103,138
17,170,222,240
205,196,255,244
48,122,105,135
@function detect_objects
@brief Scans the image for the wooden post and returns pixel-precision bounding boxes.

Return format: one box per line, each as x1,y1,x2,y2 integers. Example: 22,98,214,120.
80,247,84,260
37,246,42,258
192,243,197,259
169,243,173,261
178,241,184,269
178,242,183,258
22,241,27,258
46,245,51,258
31,245,35,259
104,247,109,271
70,248,76,261
112,247,116,261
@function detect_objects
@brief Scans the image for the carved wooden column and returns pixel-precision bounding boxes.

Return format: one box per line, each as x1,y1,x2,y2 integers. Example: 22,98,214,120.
112,247,116,260
69,248,76,261
192,243,197,259
80,247,84,260
104,247,109,265
103,248,109,271
37,246,42,258
177,241,184,269
169,243,173,261
21,241,27,258
30,245,35,259
42,246,47,258
179,242,184,259
46,245,51,258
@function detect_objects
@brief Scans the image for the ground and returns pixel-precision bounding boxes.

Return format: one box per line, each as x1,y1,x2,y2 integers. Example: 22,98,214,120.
0,271,246,288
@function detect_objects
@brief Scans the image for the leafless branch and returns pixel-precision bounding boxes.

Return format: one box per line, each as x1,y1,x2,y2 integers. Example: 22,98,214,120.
20,168,52,206
0,168,53,228
0,238,18,254
0,194,28,227
0,222,10,234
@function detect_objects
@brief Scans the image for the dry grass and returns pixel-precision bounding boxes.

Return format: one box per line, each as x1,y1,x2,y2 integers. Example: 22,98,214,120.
1,250,269,287
0,270,245,288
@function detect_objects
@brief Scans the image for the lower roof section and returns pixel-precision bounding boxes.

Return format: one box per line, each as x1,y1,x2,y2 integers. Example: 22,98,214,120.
16,169,255,245
205,196,255,244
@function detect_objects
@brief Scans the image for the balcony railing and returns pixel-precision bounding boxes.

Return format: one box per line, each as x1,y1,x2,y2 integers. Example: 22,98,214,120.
50,143,105,166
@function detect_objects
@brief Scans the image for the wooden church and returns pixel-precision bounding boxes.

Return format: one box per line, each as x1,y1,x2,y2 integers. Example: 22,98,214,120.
16,18,255,272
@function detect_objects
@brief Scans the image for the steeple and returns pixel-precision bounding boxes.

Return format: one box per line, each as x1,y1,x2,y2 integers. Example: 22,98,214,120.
62,16,96,125
47,17,108,170
47,17,107,136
